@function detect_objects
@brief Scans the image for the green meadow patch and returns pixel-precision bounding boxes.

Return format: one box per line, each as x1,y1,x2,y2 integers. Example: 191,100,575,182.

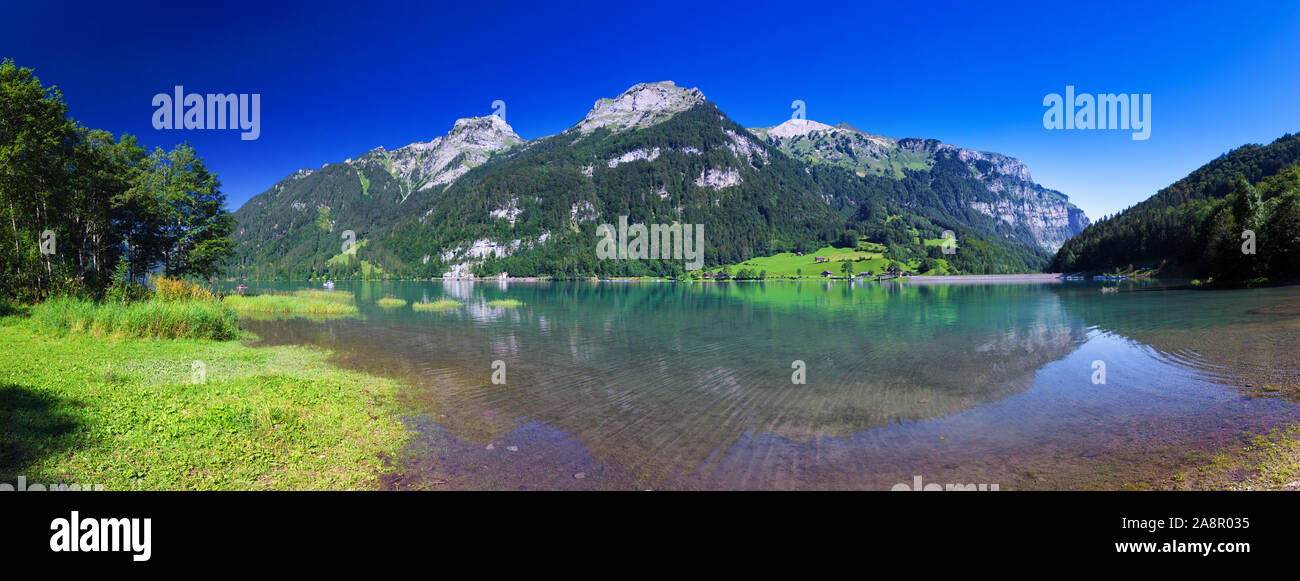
223,294,358,317
291,289,355,304
325,240,384,277
0,314,410,490
412,299,462,311
711,245,890,278
376,297,407,308
709,239,958,278
487,299,523,308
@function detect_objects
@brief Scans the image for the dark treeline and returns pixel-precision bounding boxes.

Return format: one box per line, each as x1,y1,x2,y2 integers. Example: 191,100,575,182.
1050,133,1300,281
0,59,234,300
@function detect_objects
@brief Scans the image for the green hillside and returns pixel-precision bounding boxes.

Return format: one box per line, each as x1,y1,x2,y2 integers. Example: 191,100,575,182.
1050,133,1300,282
709,238,956,278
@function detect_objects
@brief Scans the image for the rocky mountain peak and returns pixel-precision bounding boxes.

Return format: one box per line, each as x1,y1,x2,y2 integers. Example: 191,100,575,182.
445,115,521,146
340,115,524,199
574,81,706,133
763,118,839,139
751,118,896,148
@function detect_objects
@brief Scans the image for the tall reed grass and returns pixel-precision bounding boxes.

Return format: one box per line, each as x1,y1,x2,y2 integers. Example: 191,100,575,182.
32,296,240,340
411,299,462,311
223,294,359,316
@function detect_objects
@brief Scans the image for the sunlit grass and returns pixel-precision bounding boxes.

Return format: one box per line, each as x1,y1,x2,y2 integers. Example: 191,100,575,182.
487,299,523,308
376,297,407,308
0,316,410,490
223,294,358,317
31,296,239,340
411,299,462,311
291,289,354,304
151,275,218,302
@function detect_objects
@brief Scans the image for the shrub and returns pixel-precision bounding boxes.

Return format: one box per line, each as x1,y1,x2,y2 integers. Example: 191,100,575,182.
104,258,152,305
151,275,218,302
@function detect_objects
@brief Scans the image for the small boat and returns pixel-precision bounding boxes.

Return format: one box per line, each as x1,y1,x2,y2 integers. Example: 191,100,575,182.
323,280,335,290
235,284,248,293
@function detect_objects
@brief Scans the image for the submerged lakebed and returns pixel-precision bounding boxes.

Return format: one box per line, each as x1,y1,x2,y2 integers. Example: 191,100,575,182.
230,279,1300,490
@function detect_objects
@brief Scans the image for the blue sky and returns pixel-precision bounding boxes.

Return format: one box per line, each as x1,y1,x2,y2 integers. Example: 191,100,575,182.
4,0,1299,221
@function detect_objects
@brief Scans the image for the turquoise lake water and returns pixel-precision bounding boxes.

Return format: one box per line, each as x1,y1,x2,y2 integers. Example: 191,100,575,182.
232,279,1300,490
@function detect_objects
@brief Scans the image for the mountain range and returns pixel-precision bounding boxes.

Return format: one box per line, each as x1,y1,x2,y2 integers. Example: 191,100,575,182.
229,81,1090,279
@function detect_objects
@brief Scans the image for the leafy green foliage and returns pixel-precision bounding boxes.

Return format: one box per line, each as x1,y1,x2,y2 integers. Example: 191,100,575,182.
0,59,235,299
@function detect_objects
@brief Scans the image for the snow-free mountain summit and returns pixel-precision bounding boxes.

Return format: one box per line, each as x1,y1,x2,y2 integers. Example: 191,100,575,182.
230,81,1088,279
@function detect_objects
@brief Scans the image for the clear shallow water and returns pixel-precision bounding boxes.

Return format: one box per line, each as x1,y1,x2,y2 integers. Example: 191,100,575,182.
233,280,1300,490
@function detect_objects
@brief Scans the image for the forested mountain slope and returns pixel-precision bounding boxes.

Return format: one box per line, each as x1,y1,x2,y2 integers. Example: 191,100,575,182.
753,119,1089,252
1050,133,1300,280
230,82,1085,279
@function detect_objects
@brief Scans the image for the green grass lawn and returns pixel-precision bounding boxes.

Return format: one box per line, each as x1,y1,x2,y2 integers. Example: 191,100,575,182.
708,238,962,278
710,244,892,277
0,313,409,490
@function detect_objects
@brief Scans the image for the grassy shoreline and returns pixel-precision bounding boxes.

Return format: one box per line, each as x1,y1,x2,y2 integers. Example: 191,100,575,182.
1159,425,1300,490
0,311,409,490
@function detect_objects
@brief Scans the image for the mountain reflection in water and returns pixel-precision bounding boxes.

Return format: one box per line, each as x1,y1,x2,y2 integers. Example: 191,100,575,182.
237,280,1300,490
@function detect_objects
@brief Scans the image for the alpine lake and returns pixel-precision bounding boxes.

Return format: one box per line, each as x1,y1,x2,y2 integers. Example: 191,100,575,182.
227,279,1300,490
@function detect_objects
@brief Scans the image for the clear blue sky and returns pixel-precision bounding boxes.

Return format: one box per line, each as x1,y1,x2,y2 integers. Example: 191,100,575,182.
4,0,1299,221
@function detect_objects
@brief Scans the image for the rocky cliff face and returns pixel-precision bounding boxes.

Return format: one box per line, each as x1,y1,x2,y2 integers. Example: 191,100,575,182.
969,190,1089,252
752,119,1090,251
351,115,523,200
231,115,524,277
573,81,706,134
